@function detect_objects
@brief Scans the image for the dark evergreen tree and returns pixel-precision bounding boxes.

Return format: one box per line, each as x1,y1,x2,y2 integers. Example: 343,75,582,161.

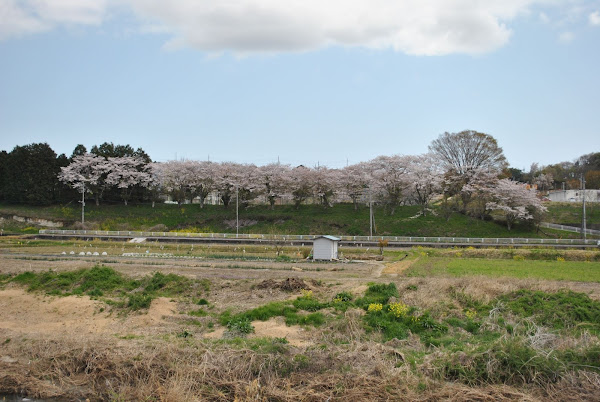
71,144,87,159
0,150,7,201
4,143,60,205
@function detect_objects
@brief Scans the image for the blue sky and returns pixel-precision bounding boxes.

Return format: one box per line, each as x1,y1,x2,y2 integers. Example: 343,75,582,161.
0,0,599,170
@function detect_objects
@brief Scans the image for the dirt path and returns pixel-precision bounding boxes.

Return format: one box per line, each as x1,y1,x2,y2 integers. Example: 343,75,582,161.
381,258,419,276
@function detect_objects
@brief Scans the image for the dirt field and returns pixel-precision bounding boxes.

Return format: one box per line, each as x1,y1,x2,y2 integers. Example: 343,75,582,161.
1,240,600,401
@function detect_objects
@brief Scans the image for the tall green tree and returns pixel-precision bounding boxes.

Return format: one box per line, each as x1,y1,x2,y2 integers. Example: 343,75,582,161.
71,144,87,159
0,150,8,201
4,143,60,205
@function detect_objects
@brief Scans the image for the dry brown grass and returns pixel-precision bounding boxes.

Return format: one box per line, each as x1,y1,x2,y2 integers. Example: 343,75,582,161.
1,331,598,401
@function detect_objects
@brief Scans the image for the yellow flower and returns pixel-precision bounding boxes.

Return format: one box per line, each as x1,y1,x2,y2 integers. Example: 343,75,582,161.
465,309,476,320
300,289,313,299
368,303,383,312
389,302,409,318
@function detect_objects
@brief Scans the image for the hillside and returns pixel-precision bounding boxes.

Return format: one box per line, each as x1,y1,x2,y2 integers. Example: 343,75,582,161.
1,201,595,238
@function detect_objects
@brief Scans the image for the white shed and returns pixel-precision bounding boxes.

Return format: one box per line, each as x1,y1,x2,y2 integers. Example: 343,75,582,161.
313,235,340,261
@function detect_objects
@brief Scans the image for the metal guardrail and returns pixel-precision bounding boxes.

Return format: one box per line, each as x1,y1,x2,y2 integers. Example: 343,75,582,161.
540,222,600,236
38,229,599,245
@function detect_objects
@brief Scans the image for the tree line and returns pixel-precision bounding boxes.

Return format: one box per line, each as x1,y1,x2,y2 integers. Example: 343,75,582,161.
0,142,150,206
1,132,598,229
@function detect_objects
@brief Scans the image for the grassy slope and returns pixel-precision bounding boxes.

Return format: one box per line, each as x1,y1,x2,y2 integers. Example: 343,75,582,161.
0,201,596,238
544,201,600,228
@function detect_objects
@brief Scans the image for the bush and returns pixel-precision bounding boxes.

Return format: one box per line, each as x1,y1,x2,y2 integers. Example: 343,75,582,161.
227,317,254,335
127,293,153,310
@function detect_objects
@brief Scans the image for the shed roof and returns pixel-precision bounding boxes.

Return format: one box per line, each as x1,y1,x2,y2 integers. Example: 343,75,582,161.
314,235,340,241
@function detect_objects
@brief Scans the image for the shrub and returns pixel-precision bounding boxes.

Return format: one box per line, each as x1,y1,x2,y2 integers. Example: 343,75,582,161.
127,293,153,310
333,291,353,302
227,317,254,335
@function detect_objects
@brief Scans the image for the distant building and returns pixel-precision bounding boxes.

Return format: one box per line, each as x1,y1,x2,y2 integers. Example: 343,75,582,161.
313,235,340,261
547,189,600,203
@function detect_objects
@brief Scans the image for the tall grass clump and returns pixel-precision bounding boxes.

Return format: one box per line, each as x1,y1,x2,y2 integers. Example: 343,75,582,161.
355,283,399,307
499,289,600,334
10,266,209,311
12,265,137,296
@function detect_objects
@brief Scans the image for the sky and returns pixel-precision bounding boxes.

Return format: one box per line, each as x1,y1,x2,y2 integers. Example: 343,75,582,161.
0,0,599,171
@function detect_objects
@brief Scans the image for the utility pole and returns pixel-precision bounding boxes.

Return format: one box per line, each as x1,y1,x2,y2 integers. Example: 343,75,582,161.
369,188,373,237
236,184,239,238
80,185,85,225
582,174,587,240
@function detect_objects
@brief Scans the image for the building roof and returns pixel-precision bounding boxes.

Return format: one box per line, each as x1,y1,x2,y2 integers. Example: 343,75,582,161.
314,235,341,241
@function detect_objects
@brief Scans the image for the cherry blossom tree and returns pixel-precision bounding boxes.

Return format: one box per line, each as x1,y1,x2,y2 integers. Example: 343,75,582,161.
146,162,165,208
367,155,410,215
58,153,109,223
460,168,499,219
214,162,260,208
533,173,554,192
485,179,547,230
288,165,314,209
106,156,152,205
338,163,369,210
404,154,443,216
259,163,292,209
190,161,217,208
159,160,195,206
312,166,338,207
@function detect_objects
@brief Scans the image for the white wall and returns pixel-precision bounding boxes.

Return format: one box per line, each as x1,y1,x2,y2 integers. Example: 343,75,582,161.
313,238,338,260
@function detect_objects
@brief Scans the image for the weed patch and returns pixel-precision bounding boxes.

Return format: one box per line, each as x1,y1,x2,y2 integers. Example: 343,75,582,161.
10,266,211,311
499,289,600,334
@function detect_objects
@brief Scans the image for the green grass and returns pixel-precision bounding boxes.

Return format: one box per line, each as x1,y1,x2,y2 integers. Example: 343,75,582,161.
499,289,600,333
406,257,600,282
10,265,210,310
1,201,591,238
545,202,600,228
355,282,400,307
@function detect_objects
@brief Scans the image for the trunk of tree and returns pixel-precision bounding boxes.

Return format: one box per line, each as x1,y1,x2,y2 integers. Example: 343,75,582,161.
152,200,155,208
124,199,128,206
221,194,231,207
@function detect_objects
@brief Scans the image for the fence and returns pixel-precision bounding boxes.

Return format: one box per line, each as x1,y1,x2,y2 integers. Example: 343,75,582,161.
38,229,599,246
540,222,600,236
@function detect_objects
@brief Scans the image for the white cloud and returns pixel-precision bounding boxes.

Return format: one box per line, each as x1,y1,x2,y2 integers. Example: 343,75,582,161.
123,0,553,55
29,0,106,25
0,0,569,56
0,0,48,39
0,0,106,40
539,12,550,23
590,11,600,25
558,31,575,43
